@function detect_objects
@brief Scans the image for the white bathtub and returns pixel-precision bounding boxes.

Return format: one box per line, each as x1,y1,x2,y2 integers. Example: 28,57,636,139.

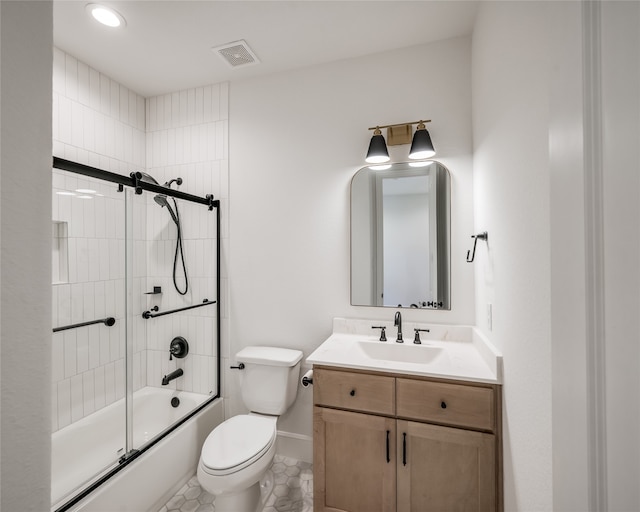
52,386,221,509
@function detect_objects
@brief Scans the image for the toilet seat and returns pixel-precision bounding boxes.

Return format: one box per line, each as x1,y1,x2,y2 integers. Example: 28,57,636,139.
200,415,276,476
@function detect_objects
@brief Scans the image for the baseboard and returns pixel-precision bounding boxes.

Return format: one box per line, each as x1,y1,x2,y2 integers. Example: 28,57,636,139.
276,430,313,463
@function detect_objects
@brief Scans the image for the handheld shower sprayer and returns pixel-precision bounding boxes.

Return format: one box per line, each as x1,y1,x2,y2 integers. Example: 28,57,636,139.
138,172,189,295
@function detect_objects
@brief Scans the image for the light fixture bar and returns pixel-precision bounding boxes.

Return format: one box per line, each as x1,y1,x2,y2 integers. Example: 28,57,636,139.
367,120,431,131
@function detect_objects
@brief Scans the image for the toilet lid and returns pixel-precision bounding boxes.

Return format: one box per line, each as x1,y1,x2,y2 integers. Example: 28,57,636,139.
201,415,276,473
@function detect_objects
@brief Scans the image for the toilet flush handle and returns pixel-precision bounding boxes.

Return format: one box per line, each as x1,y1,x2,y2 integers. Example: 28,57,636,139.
230,363,245,370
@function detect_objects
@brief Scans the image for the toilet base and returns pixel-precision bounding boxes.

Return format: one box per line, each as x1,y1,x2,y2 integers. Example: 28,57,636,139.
212,482,261,512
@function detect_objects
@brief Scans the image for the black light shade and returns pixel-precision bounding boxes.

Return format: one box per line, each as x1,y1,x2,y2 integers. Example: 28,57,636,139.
365,129,390,164
409,124,435,159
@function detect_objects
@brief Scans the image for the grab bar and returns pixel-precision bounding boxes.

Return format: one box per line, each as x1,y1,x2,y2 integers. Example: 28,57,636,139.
142,299,216,319
53,317,116,333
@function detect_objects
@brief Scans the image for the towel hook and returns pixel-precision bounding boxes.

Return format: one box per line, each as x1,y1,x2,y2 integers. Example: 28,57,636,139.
466,232,488,263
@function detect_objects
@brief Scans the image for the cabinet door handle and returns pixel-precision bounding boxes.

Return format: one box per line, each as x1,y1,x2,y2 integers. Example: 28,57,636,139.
402,432,407,466
386,430,390,463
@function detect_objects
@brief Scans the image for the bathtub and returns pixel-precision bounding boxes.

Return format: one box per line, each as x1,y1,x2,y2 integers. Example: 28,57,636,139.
52,386,223,510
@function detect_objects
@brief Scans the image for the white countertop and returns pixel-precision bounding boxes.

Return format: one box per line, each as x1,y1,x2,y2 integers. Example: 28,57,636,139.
306,318,503,384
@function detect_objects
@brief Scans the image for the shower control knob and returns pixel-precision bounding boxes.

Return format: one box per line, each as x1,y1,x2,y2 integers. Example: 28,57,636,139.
169,336,189,361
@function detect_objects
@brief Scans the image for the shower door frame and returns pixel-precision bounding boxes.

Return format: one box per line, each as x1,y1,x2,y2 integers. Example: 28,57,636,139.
52,156,222,512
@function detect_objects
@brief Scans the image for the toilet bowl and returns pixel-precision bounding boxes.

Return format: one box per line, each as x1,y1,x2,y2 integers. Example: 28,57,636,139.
197,346,303,512
197,414,277,512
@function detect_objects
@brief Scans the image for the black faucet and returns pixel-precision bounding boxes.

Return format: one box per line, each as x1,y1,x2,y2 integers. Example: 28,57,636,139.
162,368,183,386
394,311,403,343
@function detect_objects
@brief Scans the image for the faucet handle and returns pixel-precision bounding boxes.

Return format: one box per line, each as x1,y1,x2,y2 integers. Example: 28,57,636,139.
371,326,387,342
413,328,430,344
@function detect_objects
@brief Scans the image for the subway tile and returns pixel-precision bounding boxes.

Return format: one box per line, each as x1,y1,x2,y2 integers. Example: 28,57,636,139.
53,47,66,95
148,96,157,132
52,93,60,141
83,370,96,416
52,332,64,382
94,365,106,410
115,359,125,400
99,326,111,366
179,90,188,127
83,105,95,152
89,67,101,112
65,54,78,101
137,94,145,132
88,325,100,370
88,239,100,282
163,94,172,128
70,374,83,422
57,379,71,429
104,362,116,405
187,88,196,126
78,61,90,106
119,84,129,124
156,94,165,129
220,82,229,119
77,327,89,374
100,73,110,115
110,79,120,120
58,95,72,144
109,324,120,362
129,90,137,129
63,330,77,379
115,121,124,161
70,283,84,324
76,238,89,282
105,116,115,158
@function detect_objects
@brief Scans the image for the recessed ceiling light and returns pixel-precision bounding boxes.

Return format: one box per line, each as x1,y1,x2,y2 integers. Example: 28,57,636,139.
86,3,126,28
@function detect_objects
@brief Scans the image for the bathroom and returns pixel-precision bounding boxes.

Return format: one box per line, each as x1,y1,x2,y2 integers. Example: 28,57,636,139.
1,1,639,511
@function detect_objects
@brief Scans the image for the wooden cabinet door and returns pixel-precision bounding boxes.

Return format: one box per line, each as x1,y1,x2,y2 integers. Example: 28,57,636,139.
314,407,396,512
396,420,496,512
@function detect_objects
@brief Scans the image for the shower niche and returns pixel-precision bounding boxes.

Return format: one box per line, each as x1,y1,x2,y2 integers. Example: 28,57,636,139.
52,221,69,284
50,158,221,510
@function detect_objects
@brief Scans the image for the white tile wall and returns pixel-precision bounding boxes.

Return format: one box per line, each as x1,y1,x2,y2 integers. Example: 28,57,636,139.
51,47,229,433
145,82,228,396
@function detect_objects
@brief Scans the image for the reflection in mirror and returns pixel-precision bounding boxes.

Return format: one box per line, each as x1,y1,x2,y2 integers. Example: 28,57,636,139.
351,161,450,309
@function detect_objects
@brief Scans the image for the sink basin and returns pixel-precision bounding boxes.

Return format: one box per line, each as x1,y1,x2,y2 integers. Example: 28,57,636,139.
353,341,444,365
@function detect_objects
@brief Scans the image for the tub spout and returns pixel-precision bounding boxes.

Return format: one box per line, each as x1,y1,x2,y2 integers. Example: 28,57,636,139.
162,368,183,386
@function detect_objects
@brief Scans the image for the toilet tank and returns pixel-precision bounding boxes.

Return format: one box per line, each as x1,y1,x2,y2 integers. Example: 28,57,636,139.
236,346,303,415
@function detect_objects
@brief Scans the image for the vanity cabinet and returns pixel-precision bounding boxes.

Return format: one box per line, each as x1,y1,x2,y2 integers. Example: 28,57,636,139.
313,366,502,512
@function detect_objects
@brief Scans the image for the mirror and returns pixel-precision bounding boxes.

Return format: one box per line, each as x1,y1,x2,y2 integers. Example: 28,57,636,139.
350,161,450,309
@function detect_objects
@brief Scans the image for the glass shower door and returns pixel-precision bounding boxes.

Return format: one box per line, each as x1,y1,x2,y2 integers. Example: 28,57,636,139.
51,169,128,506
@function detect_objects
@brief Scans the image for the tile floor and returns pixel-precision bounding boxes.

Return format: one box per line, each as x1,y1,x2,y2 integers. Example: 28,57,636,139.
158,455,313,512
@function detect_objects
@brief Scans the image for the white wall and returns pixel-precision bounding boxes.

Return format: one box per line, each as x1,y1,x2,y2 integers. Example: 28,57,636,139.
0,1,53,510
600,2,640,509
472,3,553,510
229,37,474,452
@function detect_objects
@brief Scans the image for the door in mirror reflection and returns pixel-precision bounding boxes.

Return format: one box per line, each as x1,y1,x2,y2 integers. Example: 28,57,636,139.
351,161,450,309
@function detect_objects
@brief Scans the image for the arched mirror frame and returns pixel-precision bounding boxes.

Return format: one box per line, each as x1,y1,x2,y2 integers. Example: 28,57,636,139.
350,161,451,309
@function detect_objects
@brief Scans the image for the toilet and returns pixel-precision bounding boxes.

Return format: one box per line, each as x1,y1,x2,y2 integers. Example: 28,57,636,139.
197,346,303,512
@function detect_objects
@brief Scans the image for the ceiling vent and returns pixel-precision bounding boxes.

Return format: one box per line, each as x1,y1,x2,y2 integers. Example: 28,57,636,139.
212,40,260,68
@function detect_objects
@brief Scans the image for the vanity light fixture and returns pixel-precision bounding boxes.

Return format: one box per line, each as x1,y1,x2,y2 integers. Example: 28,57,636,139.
365,120,435,167
365,127,390,164
86,3,126,28
409,121,436,159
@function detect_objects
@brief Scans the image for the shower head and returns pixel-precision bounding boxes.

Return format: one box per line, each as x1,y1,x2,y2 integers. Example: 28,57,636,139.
153,194,169,208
